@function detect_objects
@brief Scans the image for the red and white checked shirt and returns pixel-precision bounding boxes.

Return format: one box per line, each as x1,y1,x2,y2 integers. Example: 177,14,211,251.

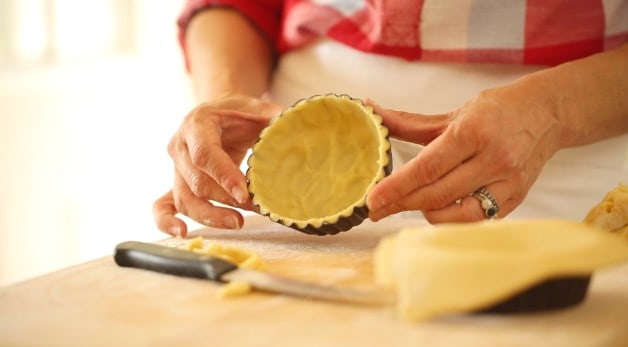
178,0,628,66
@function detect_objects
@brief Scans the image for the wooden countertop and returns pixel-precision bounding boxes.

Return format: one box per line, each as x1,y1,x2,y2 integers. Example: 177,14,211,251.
1,215,627,347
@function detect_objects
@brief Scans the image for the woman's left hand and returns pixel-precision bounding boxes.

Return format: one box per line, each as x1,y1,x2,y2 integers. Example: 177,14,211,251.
365,83,564,223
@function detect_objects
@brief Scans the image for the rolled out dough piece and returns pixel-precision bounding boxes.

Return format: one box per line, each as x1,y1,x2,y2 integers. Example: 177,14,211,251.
374,219,628,322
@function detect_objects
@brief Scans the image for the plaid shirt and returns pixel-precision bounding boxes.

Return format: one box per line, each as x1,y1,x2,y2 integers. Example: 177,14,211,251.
178,0,628,66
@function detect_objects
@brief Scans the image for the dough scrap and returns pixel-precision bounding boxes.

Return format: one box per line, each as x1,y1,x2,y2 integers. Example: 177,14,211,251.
182,236,266,297
217,281,252,298
374,219,628,322
584,183,628,238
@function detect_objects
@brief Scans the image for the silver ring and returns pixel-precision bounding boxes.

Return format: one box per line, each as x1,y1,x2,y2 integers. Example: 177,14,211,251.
472,187,500,219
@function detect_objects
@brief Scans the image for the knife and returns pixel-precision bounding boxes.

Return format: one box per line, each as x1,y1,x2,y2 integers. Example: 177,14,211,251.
114,241,394,305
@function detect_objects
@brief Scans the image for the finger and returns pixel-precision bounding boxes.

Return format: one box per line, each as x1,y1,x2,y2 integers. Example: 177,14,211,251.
153,190,188,237
178,161,258,212
171,137,258,211
180,105,278,204
365,99,449,144
173,173,245,230
370,147,509,221
423,181,523,223
367,129,476,212
369,201,404,222
180,125,249,205
172,142,240,204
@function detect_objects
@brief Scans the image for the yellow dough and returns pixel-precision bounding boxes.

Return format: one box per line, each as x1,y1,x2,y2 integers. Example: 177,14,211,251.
246,94,391,234
216,281,253,298
584,183,628,238
182,237,266,297
374,220,628,322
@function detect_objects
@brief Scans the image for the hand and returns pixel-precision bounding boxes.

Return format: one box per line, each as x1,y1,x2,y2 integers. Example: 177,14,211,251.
365,83,564,223
154,94,284,237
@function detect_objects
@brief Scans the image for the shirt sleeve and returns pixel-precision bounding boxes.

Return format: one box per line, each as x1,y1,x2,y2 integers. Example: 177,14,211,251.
177,0,283,71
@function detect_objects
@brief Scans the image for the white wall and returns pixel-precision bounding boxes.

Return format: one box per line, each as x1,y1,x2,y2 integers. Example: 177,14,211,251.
0,1,195,285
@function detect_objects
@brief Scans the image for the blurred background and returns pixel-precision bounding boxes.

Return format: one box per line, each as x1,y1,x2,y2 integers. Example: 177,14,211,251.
0,0,195,285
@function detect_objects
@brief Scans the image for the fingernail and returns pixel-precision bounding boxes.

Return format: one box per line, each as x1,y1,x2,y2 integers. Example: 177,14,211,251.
224,215,240,229
368,195,387,211
370,202,400,221
231,186,247,204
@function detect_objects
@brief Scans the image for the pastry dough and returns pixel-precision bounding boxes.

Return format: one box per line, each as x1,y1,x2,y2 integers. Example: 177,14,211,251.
246,94,392,235
374,220,628,322
217,281,253,298
584,183,628,238
182,237,266,297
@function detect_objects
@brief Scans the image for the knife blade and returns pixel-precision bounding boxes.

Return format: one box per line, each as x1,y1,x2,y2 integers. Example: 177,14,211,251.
114,241,394,305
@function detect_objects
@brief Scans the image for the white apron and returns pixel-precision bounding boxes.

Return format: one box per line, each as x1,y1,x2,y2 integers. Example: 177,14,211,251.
268,39,628,221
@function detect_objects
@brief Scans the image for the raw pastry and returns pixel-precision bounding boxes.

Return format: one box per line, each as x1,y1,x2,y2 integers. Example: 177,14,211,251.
246,94,392,235
182,237,266,297
182,236,266,270
217,281,252,298
584,183,628,238
374,220,628,322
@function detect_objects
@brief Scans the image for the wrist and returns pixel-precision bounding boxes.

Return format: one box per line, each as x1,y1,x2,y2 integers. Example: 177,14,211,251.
506,68,575,149
517,45,628,148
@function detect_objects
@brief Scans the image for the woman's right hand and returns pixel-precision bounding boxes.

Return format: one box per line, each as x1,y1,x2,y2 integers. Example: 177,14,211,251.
153,94,284,237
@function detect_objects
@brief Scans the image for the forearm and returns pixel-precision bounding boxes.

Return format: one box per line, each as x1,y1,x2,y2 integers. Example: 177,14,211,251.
516,44,628,148
185,8,275,102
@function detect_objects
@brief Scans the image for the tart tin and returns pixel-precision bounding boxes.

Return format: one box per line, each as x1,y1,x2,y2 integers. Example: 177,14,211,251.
477,276,591,314
246,94,392,235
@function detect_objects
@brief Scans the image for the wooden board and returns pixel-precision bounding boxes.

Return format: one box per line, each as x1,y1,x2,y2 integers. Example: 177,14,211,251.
1,215,628,347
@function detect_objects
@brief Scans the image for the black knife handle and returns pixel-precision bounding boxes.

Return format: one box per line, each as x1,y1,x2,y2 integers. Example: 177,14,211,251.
114,241,237,281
